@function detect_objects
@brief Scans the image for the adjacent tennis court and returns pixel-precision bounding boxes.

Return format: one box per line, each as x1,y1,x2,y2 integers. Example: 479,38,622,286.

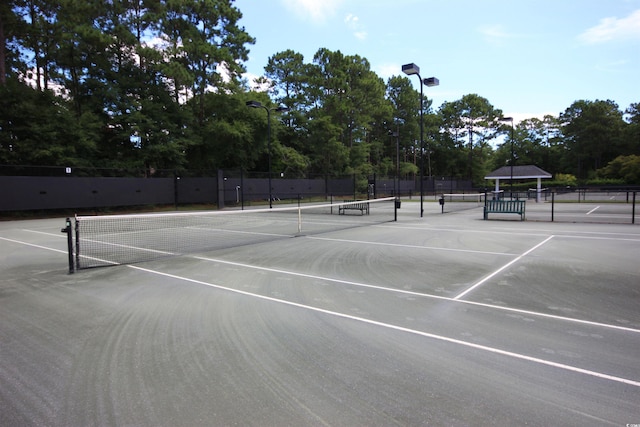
1,200,639,426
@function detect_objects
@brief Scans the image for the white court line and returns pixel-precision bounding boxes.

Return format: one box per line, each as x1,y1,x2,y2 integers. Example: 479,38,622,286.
376,224,640,240
453,236,555,300
194,254,640,334
0,236,68,254
128,264,640,388
586,206,600,215
5,233,640,386
307,236,517,256
14,230,640,334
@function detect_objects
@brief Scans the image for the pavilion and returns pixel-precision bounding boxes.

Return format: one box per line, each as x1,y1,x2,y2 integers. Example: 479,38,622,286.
485,165,552,203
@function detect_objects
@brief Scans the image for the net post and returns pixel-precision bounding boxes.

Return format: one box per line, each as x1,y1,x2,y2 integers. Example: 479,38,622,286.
394,197,397,221
60,218,74,274
75,216,80,270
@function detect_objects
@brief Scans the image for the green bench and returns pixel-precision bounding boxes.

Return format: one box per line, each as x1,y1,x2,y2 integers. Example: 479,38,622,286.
483,199,526,220
338,200,370,215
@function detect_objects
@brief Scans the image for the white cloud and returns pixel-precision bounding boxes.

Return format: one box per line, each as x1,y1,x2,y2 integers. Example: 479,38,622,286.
354,31,368,40
578,9,640,44
594,59,629,72
345,13,367,40
478,25,513,45
375,63,401,80
281,0,343,24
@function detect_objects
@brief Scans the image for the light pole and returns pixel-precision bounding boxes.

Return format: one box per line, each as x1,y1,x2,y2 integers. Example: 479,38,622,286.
389,128,400,197
402,63,439,217
389,128,400,221
499,116,514,199
246,100,289,208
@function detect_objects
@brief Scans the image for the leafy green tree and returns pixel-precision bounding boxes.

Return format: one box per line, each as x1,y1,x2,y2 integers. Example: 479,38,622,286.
622,103,640,156
264,50,308,108
0,79,98,166
303,48,389,176
157,0,254,124
0,0,27,85
440,94,501,183
561,99,625,178
502,118,548,170
598,155,640,184
263,49,314,163
385,76,419,179
438,100,467,179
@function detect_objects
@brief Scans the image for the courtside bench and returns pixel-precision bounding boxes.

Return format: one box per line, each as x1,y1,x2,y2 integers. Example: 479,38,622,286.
483,199,526,220
338,200,370,215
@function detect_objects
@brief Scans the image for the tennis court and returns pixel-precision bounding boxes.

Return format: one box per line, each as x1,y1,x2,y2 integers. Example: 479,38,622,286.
1,200,639,426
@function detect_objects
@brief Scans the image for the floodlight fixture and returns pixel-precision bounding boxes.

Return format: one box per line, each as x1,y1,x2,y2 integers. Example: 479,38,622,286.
401,63,420,76
423,77,439,87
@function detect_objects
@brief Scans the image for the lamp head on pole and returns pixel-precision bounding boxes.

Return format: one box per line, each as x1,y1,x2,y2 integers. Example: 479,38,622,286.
401,63,420,76
423,77,439,87
275,106,289,113
499,116,514,123
246,100,262,109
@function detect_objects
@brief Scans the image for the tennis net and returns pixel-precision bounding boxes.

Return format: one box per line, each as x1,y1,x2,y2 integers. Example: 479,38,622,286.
67,197,396,270
440,193,486,213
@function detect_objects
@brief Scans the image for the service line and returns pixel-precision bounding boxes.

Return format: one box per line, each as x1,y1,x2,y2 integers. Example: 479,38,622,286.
10,229,640,334
193,251,640,335
129,264,640,388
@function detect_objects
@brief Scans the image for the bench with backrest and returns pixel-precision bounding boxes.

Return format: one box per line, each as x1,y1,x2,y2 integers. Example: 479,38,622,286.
483,199,526,220
338,200,370,215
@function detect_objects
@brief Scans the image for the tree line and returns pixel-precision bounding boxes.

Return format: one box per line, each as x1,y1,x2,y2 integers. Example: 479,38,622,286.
1,0,639,186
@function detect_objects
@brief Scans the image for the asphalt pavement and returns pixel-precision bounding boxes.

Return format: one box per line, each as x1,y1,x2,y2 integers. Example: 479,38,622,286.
1,203,639,426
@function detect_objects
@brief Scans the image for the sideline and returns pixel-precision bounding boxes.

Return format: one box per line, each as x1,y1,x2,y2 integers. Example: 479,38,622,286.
0,236,68,254
129,263,640,388
4,232,640,387
194,252,640,334
7,231,640,335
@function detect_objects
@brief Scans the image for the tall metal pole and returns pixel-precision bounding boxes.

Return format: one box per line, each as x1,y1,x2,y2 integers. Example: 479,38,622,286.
246,101,289,209
394,125,400,199
266,107,272,208
403,64,439,218
419,81,424,217
499,116,515,199
510,120,514,200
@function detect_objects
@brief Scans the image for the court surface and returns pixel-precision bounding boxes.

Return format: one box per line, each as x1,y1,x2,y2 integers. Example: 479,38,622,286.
1,201,639,426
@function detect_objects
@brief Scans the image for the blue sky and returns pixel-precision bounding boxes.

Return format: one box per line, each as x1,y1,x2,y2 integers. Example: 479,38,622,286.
234,0,640,122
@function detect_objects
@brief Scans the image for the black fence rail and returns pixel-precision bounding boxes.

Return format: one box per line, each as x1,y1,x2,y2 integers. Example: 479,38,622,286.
486,190,638,224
